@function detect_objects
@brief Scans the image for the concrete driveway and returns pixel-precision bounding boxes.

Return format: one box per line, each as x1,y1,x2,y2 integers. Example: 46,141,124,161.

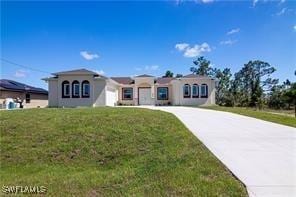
140,106,296,197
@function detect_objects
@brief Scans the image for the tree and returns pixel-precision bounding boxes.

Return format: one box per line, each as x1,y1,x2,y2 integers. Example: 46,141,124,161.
163,70,174,78
283,82,296,117
232,60,278,108
175,74,183,78
190,56,214,76
214,68,232,106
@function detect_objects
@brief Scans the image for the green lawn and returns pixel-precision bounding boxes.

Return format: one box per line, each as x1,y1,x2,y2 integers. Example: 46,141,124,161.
200,106,296,128
0,108,247,196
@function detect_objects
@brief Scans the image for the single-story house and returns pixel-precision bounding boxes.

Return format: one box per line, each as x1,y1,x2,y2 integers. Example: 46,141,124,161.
0,79,48,108
43,69,216,107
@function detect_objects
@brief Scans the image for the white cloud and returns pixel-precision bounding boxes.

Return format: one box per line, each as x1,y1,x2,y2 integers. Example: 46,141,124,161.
227,28,240,35
145,65,159,71
200,0,214,3
276,8,287,16
220,39,237,45
135,65,160,72
80,51,99,60
14,69,28,78
294,25,296,31
175,42,211,58
94,70,105,75
253,0,259,7
175,43,189,51
280,0,285,3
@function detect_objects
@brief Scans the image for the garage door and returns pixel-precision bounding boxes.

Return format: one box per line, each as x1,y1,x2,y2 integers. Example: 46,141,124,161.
106,88,117,106
139,88,154,105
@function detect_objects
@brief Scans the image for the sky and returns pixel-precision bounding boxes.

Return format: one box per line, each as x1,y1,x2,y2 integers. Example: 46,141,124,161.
1,0,296,90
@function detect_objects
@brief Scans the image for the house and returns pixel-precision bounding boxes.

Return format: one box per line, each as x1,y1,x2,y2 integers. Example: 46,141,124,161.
43,69,216,107
0,79,48,108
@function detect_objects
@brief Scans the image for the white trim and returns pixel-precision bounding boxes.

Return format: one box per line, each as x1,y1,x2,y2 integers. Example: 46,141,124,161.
83,83,90,96
63,84,70,96
73,83,80,96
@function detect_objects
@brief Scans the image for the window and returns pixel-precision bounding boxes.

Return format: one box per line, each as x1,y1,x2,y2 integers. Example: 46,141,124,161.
201,84,208,98
192,84,199,98
25,93,30,103
72,80,80,98
157,87,168,100
81,80,90,98
183,84,191,98
62,81,70,98
122,88,133,100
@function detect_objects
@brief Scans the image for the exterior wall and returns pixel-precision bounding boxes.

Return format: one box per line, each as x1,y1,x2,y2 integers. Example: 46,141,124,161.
154,84,173,105
48,80,58,107
0,90,48,108
93,79,107,107
171,78,215,106
134,77,155,105
53,75,106,107
117,85,135,105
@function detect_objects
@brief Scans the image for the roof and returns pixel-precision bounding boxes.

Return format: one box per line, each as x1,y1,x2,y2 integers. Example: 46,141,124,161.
52,69,99,76
182,73,213,79
111,77,134,85
0,79,48,94
156,77,175,84
135,74,154,78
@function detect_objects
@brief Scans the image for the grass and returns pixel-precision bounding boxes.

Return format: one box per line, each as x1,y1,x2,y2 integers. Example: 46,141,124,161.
0,107,247,196
200,106,296,128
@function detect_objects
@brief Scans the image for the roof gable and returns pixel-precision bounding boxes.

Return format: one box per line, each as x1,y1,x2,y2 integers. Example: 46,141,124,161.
135,74,154,78
111,77,134,85
52,69,99,76
156,77,175,84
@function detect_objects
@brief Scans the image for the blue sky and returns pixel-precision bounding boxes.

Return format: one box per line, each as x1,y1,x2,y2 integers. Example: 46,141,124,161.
1,0,296,89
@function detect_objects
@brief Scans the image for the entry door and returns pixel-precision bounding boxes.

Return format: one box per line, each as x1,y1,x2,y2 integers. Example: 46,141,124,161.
139,88,153,105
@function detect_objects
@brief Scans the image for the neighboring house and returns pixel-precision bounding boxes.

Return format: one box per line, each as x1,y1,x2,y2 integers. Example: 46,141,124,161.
0,79,48,108
43,69,216,107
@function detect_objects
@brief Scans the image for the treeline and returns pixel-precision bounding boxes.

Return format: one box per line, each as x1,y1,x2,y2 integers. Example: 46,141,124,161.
163,57,296,116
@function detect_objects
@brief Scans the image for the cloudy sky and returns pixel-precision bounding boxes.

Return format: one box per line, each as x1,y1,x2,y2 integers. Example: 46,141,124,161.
1,0,295,89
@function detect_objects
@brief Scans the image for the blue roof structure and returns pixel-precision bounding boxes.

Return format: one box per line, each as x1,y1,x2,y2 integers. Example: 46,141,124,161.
0,79,48,94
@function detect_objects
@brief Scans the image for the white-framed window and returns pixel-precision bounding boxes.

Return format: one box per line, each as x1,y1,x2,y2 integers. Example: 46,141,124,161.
183,84,191,98
62,81,70,98
122,88,133,100
72,81,80,98
192,84,199,98
82,80,90,98
157,87,168,100
201,84,208,98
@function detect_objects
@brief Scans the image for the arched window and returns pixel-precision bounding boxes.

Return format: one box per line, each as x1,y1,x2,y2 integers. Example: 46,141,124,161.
81,80,90,98
192,84,199,98
201,84,208,98
62,80,70,98
183,84,191,98
72,80,80,98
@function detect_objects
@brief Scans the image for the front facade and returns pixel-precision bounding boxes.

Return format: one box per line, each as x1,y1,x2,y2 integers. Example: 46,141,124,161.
43,69,216,107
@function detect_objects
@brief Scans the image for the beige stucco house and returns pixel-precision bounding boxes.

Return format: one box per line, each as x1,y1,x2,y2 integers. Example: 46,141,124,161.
43,69,216,107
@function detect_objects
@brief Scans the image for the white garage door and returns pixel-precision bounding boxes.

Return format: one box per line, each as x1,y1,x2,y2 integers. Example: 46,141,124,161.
106,88,117,106
139,88,154,105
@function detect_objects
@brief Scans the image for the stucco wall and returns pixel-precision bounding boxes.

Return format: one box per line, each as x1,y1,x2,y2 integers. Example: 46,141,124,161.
117,85,135,105
171,78,216,106
0,90,48,108
48,80,58,107
154,84,173,105
49,75,107,107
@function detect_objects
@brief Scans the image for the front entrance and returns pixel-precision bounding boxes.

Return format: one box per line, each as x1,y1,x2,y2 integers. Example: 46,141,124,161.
138,88,154,105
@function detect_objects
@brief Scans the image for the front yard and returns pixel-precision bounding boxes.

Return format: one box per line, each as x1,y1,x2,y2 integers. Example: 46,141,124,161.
0,107,246,196
200,106,296,128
